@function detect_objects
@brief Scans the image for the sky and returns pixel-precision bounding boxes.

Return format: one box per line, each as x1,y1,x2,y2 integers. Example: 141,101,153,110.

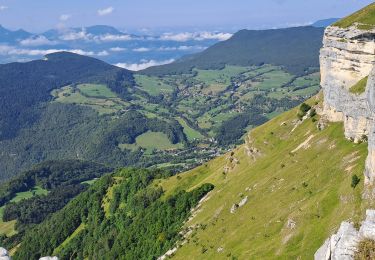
0,0,373,32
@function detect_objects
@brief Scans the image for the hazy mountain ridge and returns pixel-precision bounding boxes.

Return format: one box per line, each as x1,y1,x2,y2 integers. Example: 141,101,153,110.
142,26,324,76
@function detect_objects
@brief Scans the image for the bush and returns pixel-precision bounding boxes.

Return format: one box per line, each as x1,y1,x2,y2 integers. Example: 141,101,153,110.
300,103,311,113
351,174,360,188
355,239,375,260
297,103,311,120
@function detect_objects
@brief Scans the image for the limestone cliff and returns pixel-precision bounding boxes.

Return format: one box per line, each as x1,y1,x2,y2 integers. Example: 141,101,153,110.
320,24,375,183
314,210,375,260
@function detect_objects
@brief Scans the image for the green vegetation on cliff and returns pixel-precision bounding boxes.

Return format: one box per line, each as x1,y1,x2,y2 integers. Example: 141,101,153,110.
334,3,375,30
349,76,369,95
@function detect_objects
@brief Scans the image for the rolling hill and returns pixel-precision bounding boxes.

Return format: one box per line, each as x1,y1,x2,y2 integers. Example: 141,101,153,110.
0,25,323,182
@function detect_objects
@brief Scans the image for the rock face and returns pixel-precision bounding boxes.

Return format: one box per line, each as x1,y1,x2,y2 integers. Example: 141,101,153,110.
314,222,360,260
314,209,375,260
320,25,375,184
0,247,10,260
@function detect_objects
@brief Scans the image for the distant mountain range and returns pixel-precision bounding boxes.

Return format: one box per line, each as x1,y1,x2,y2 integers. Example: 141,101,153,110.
311,18,340,28
0,19,335,70
0,24,232,68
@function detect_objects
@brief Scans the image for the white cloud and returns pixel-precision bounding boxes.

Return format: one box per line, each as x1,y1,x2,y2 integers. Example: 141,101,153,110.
0,6,8,11
110,47,127,52
59,29,91,41
58,30,135,43
160,32,232,42
132,47,151,52
115,59,175,71
19,36,58,47
96,50,109,56
158,45,206,51
97,6,114,16
98,34,133,42
0,44,106,57
59,14,72,21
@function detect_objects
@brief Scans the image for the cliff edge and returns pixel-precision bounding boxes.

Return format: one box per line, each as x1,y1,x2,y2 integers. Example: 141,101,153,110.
320,3,375,184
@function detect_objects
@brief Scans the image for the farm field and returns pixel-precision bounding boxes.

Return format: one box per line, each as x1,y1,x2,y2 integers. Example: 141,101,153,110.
0,186,48,237
52,84,129,115
119,131,184,152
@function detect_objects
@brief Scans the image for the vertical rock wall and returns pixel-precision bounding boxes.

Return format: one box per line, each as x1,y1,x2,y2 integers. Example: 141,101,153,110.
320,25,375,183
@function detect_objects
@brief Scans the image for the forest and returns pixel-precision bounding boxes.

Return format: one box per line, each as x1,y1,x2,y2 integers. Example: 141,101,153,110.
12,168,214,260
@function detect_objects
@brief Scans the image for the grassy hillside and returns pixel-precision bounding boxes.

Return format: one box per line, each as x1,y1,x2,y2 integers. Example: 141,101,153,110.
6,94,375,259
334,3,375,30
156,94,374,259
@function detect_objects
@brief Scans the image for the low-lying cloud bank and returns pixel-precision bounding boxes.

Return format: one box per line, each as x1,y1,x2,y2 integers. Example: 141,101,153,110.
22,29,233,44
115,59,175,71
0,45,108,57
160,32,232,42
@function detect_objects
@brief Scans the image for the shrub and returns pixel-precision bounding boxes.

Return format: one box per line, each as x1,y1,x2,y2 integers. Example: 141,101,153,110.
355,239,375,260
297,103,311,120
351,174,360,188
310,108,317,117
300,103,311,113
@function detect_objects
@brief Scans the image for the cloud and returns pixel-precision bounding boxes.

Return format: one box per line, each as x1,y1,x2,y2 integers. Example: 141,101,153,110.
160,32,232,42
59,14,72,21
58,29,135,42
59,29,90,41
110,47,127,52
132,47,151,52
98,34,133,42
19,36,58,47
0,44,107,57
96,50,109,56
115,59,175,71
0,6,8,11
97,7,114,16
158,45,206,51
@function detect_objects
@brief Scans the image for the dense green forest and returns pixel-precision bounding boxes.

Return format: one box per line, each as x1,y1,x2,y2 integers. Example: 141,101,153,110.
12,168,214,259
0,160,112,248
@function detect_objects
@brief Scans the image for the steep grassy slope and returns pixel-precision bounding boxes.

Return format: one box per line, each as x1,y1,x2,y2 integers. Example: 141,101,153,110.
334,3,375,29
157,95,374,259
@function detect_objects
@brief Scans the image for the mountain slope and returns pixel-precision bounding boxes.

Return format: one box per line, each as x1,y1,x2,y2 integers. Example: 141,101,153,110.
142,26,324,76
8,94,375,259
12,168,214,259
333,2,375,29
0,51,133,140
158,95,373,259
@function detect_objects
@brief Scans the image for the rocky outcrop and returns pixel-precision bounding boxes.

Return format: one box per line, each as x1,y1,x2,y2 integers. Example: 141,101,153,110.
0,247,59,260
314,222,360,260
0,248,10,260
314,209,375,260
320,25,375,184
